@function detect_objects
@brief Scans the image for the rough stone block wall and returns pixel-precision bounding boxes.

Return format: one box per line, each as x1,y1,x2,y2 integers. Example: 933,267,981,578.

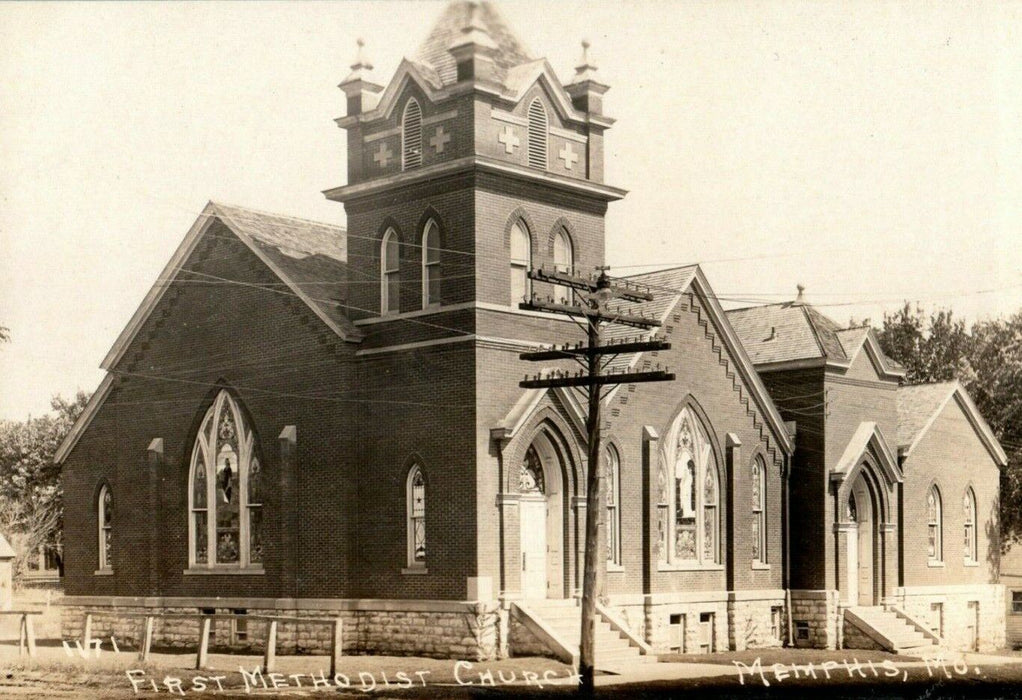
789,591,840,650
728,598,785,651
61,603,501,661
614,600,729,655
842,618,884,651
508,616,553,658
894,585,1005,653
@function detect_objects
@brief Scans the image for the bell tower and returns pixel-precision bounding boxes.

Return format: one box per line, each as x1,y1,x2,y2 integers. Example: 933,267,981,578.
325,0,626,344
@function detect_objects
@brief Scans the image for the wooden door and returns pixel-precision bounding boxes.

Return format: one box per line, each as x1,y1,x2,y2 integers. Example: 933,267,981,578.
520,498,547,599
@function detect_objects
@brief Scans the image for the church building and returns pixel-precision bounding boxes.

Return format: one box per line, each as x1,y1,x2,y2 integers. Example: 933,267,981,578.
55,1,1006,664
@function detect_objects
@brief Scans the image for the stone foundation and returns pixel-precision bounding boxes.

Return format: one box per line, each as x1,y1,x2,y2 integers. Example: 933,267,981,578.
893,584,1005,653
789,590,840,649
609,590,785,654
842,616,885,651
60,598,502,660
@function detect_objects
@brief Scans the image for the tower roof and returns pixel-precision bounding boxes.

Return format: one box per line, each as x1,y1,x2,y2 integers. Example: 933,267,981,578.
414,1,533,86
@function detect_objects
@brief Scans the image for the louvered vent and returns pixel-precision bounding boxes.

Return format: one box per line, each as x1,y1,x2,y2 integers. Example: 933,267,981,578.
402,100,422,170
527,99,548,170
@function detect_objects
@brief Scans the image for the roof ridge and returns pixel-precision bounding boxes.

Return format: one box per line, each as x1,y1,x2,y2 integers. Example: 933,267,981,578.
210,201,346,231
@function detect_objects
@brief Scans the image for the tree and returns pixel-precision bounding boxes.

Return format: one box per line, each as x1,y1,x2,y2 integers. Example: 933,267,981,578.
874,303,971,384
0,324,9,343
0,391,90,582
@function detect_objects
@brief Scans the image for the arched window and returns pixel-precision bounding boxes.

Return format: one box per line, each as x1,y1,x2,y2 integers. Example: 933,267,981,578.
407,465,426,567
752,457,766,564
927,485,942,563
402,99,422,170
527,98,548,169
421,220,441,308
381,228,400,315
510,221,532,305
552,228,574,304
964,488,977,564
657,407,721,565
605,445,621,567
189,390,263,568
98,485,112,571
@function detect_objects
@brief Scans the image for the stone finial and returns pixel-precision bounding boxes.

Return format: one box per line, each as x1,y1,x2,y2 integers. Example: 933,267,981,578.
569,39,600,85
339,37,383,116
449,0,498,52
795,283,806,303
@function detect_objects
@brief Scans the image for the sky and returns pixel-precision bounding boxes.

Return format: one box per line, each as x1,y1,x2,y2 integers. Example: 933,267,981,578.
1,0,1020,420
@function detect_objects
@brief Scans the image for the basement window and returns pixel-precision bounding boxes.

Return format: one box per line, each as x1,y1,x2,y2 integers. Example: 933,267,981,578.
794,621,810,642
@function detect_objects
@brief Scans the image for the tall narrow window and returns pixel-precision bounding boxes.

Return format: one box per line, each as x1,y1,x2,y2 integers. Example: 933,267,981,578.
381,228,400,315
407,465,426,567
661,407,721,566
98,485,112,571
605,445,621,567
422,220,440,308
527,98,548,169
964,488,977,564
552,228,574,304
752,457,766,564
189,390,263,568
927,486,943,563
402,99,422,170
510,221,532,305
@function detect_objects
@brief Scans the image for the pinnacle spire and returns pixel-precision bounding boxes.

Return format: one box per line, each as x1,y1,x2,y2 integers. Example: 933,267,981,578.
341,37,376,85
569,39,601,85
449,0,498,52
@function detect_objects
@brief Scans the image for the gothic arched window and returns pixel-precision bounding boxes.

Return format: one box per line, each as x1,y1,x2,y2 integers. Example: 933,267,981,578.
402,99,423,170
605,445,621,567
658,407,721,566
964,488,977,564
510,221,532,305
422,219,441,308
552,228,574,304
927,485,942,563
381,228,400,315
527,98,548,169
407,465,426,567
752,457,766,564
98,485,112,571
189,390,263,569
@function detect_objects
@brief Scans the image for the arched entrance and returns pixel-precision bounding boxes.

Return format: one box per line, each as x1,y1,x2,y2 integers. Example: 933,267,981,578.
519,433,567,599
846,472,880,606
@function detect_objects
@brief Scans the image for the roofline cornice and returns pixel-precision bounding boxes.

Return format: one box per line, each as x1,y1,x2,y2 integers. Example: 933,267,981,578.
323,155,627,204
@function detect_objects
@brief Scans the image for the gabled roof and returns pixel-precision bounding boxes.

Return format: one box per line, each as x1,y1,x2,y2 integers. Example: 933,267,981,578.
415,0,533,86
898,381,1008,466
726,301,905,378
56,202,361,465
100,202,361,374
830,421,902,486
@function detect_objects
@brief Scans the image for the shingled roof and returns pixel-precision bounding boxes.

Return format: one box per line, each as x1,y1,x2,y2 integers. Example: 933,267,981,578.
414,0,533,86
897,381,1007,465
726,301,848,365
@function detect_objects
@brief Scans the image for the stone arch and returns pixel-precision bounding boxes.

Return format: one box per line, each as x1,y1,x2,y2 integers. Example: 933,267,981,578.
546,217,576,256
502,207,537,252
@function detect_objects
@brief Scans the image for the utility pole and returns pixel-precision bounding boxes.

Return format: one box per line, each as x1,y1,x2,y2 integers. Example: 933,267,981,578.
519,266,674,696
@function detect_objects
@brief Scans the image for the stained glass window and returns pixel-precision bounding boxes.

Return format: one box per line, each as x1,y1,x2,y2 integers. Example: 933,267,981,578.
520,445,545,494
382,228,401,315
510,222,532,304
605,446,621,566
98,485,112,570
752,458,766,563
927,486,942,562
662,407,721,566
189,390,263,568
963,488,976,563
408,466,427,566
422,220,441,308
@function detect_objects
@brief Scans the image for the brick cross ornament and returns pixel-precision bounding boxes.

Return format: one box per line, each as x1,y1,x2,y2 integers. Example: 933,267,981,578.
558,142,579,170
373,142,393,168
497,125,520,154
430,126,451,154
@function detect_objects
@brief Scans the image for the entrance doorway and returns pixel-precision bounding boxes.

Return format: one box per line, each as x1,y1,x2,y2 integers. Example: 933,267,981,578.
518,437,566,599
847,474,879,606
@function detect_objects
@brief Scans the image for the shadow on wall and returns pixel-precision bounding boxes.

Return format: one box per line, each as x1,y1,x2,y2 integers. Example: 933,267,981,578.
988,495,1001,582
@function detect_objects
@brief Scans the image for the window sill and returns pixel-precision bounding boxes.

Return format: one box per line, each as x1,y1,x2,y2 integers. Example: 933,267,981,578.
402,567,428,576
607,564,625,574
927,561,945,568
184,567,265,576
751,562,771,571
94,569,113,576
964,560,980,568
657,563,725,572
